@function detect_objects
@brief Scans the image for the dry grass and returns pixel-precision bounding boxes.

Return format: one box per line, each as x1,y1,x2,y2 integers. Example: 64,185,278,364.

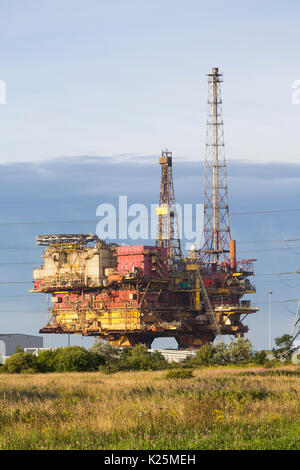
1,366,300,449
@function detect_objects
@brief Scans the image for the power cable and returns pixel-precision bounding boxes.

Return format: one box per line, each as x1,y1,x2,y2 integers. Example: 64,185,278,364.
0,206,299,228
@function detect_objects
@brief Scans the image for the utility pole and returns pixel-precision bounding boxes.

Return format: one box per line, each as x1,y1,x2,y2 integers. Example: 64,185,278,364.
268,291,273,350
201,67,231,267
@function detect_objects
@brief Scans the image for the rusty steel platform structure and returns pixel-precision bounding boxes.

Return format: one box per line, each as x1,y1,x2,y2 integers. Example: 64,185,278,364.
31,67,259,349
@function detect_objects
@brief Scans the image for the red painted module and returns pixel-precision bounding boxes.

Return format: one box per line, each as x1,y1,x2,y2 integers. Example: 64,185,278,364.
117,245,168,278
52,289,169,311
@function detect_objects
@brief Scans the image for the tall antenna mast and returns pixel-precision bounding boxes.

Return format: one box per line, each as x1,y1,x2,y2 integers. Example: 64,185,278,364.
201,67,231,266
156,149,182,262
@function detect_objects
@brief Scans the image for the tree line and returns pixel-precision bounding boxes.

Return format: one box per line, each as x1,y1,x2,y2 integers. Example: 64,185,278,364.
0,334,297,374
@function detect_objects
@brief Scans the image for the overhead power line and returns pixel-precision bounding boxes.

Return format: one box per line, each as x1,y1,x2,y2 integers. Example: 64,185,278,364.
238,246,300,254
0,247,39,250
255,271,298,276
0,281,32,284
254,299,299,304
239,238,300,245
256,279,300,284
0,295,42,299
0,206,299,228
231,208,300,216
0,219,96,227
0,270,298,285
0,262,39,266
2,242,300,256
0,310,45,313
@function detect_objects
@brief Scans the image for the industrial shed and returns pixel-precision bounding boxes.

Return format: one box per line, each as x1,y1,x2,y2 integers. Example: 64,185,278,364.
0,334,43,363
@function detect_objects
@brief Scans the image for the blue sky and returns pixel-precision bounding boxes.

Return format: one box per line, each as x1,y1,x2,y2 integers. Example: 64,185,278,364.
1,0,300,163
0,1,300,350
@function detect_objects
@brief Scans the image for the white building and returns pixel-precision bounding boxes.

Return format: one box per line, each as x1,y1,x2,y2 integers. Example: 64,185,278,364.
148,348,196,363
0,334,43,364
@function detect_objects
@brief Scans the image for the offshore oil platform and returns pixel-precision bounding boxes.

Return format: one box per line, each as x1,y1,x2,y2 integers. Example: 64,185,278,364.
31,67,258,349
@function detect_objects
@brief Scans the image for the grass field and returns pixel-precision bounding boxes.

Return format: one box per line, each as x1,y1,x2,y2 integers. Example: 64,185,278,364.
1,366,300,450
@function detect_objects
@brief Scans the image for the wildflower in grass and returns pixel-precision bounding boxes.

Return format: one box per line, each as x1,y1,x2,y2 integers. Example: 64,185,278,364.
214,409,225,423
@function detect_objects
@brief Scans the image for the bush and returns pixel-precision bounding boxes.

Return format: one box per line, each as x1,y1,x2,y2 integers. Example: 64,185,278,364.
193,343,215,365
98,363,120,374
228,338,253,363
117,344,167,371
186,338,256,368
165,368,194,379
0,363,7,373
253,350,268,365
89,341,117,361
36,349,61,372
212,342,231,364
96,344,169,373
5,346,107,374
263,359,276,369
273,334,296,361
54,346,105,372
5,352,39,373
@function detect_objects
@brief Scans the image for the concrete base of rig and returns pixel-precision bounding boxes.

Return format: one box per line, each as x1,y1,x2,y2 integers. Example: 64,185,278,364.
40,325,219,349
104,332,216,350
39,326,246,349
175,333,216,349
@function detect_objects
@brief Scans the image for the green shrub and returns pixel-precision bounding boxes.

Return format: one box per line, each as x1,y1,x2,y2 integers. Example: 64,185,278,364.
98,363,120,374
212,342,231,364
96,345,168,373
165,368,194,379
5,352,39,374
54,346,104,372
228,338,253,363
273,334,296,361
36,346,105,373
36,349,61,372
193,343,215,365
186,339,256,367
5,346,107,374
253,350,268,365
263,359,277,369
89,341,117,362
117,344,167,371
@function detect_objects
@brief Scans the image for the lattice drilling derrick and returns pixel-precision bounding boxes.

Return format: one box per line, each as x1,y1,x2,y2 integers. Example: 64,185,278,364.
201,67,231,266
196,67,258,340
156,149,182,263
